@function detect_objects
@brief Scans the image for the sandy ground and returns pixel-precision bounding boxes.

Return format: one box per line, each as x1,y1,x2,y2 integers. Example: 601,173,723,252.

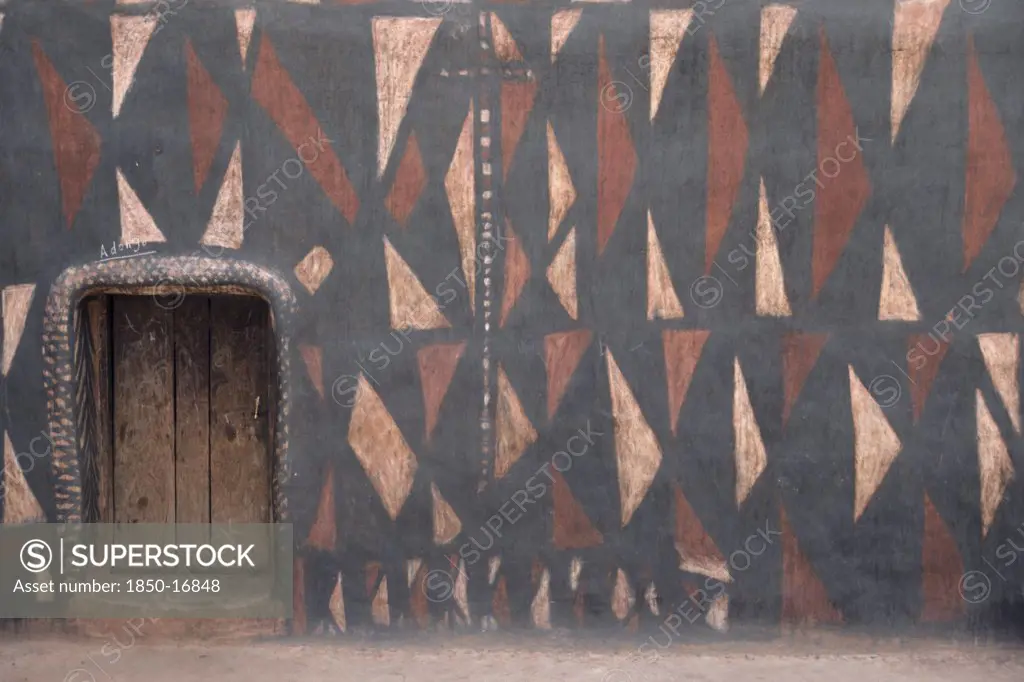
3,632,1024,682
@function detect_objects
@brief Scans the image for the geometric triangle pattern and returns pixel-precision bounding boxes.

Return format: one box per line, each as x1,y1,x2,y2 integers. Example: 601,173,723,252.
347,375,418,521
760,4,796,97
649,9,693,122
11,4,1024,638
878,225,920,321
849,365,902,522
607,349,662,527
372,17,441,178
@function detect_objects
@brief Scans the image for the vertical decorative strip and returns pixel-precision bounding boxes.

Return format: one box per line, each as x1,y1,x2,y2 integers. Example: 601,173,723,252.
478,11,498,493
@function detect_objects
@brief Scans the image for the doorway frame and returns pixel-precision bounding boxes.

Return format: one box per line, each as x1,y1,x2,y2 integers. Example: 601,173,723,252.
43,255,299,524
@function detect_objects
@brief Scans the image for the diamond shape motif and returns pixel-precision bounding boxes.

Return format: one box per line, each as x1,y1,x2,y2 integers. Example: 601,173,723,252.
295,246,334,295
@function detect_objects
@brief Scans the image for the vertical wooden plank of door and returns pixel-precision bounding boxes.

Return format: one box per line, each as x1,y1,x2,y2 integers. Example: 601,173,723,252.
85,296,114,522
112,297,175,523
210,297,270,523
174,298,211,523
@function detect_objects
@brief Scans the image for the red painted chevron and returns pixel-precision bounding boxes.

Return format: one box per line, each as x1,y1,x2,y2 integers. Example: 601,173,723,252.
909,335,950,424
597,35,637,257
782,333,829,428
32,40,101,229
552,470,604,549
299,344,325,400
663,330,710,437
705,32,748,274
500,221,530,327
781,504,843,627
501,81,536,180
545,329,592,420
185,39,228,194
963,35,1016,272
307,463,336,551
812,28,871,299
385,133,427,228
417,341,466,443
920,493,964,622
251,37,359,224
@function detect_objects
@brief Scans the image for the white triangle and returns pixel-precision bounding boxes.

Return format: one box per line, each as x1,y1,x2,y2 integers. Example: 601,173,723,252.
978,333,1021,434
977,390,1015,538
373,17,442,177
445,104,476,314
551,9,582,63
235,8,256,69
383,236,449,330
117,168,166,245
891,0,949,142
547,227,578,320
548,122,576,241
878,225,920,321
647,211,684,320
111,15,159,118
759,5,797,96
650,10,693,121
200,142,243,251
607,350,663,527
3,431,46,523
2,284,35,378
756,178,792,317
849,366,902,521
531,568,551,629
734,358,767,509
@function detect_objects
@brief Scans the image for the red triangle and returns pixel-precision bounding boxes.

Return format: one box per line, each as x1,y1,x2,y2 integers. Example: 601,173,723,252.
962,35,1017,272
500,221,530,327
385,133,427,228
552,470,604,549
908,334,950,423
663,330,710,436
32,41,101,229
812,28,871,298
597,35,637,257
251,37,359,224
781,504,843,626
501,80,536,179
782,333,829,428
920,492,965,622
545,329,592,420
307,463,336,551
674,483,727,569
493,575,512,626
299,344,324,400
185,39,228,194
417,341,466,442
705,32,749,274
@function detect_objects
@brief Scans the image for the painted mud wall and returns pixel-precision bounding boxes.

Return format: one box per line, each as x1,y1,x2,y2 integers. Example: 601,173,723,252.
1,0,1024,636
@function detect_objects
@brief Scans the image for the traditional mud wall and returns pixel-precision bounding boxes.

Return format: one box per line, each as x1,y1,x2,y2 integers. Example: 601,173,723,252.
1,0,1023,636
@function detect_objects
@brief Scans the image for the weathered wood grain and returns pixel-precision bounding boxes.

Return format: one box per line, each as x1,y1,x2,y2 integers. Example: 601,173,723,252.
113,297,175,523
210,296,270,523
174,297,211,523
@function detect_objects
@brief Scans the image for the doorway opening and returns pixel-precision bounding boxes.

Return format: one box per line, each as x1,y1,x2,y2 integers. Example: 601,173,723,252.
79,293,276,524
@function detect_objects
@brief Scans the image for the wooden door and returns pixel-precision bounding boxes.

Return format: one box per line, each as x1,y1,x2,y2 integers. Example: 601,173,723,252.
84,294,273,524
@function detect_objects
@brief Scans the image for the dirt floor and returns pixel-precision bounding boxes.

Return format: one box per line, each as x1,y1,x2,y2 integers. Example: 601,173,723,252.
3,631,1024,682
